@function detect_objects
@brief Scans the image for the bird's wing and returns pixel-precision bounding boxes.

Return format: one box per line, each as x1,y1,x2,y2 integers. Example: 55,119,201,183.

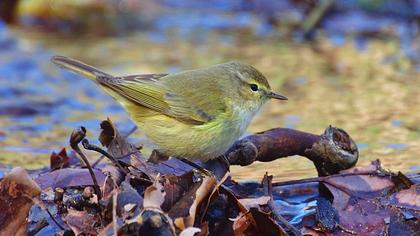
162,73,227,124
52,56,227,124
99,73,225,125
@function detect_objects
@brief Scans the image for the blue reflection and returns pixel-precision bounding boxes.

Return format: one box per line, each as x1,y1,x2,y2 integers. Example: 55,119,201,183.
385,143,409,149
357,143,368,149
284,115,301,129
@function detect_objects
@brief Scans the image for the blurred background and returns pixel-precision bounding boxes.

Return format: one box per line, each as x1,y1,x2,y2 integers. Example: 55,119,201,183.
0,0,419,181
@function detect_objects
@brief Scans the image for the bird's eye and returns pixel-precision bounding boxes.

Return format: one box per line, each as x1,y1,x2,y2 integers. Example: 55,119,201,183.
250,84,258,91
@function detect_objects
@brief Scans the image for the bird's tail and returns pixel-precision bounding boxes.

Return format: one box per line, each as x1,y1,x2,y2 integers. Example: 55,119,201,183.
51,55,112,81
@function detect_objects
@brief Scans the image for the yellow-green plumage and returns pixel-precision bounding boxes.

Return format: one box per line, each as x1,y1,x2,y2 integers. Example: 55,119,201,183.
52,56,287,161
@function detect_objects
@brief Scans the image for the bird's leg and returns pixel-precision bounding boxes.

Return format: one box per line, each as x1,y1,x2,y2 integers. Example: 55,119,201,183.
177,157,213,177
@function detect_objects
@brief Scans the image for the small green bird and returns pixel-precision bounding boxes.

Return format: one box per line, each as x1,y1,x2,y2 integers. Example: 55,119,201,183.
52,56,287,161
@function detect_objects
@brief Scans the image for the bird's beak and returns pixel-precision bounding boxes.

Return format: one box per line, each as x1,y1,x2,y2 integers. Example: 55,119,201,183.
267,91,288,100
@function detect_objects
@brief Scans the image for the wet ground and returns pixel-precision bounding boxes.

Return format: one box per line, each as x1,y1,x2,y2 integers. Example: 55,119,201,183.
0,0,419,181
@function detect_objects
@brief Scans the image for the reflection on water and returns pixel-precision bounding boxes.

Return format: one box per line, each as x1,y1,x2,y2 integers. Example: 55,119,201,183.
0,1,419,181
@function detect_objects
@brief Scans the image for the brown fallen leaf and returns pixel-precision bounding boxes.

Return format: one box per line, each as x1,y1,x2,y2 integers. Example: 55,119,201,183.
136,156,194,181
172,175,218,231
35,168,106,190
390,183,420,211
322,160,395,211
99,118,139,158
238,196,271,210
185,176,217,227
336,160,413,192
340,159,382,173
332,199,389,235
50,148,70,171
303,160,420,235
169,180,204,225
233,208,288,236
0,167,41,236
197,172,230,223
323,174,394,212
65,209,100,235
250,207,288,236
143,174,165,209
162,171,195,211
233,212,259,236
199,186,243,235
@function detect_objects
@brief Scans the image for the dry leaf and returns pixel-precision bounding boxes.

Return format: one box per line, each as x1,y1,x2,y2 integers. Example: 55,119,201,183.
390,183,420,211
179,227,201,236
50,148,70,170
35,168,106,190
238,196,271,209
143,175,165,209
65,209,100,235
185,176,217,227
0,167,41,236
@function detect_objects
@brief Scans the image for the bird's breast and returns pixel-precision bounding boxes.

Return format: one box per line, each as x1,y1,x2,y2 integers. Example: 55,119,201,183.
133,105,257,161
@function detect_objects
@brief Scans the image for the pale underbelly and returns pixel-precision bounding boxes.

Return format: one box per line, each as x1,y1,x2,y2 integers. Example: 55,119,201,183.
137,115,244,161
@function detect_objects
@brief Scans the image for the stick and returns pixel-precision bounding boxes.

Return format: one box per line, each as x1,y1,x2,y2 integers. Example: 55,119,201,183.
70,126,102,200
82,139,129,175
46,208,65,231
263,173,302,236
113,190,118,236
226,126,358,177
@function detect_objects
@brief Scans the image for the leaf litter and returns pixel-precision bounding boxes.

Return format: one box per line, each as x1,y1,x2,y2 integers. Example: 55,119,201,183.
0,119,418,235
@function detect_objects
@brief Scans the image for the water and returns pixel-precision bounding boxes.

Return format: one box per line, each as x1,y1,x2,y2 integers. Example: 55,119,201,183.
0,0,419,181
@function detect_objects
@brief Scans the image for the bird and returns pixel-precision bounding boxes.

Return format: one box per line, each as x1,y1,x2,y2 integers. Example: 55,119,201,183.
52,56,287,162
